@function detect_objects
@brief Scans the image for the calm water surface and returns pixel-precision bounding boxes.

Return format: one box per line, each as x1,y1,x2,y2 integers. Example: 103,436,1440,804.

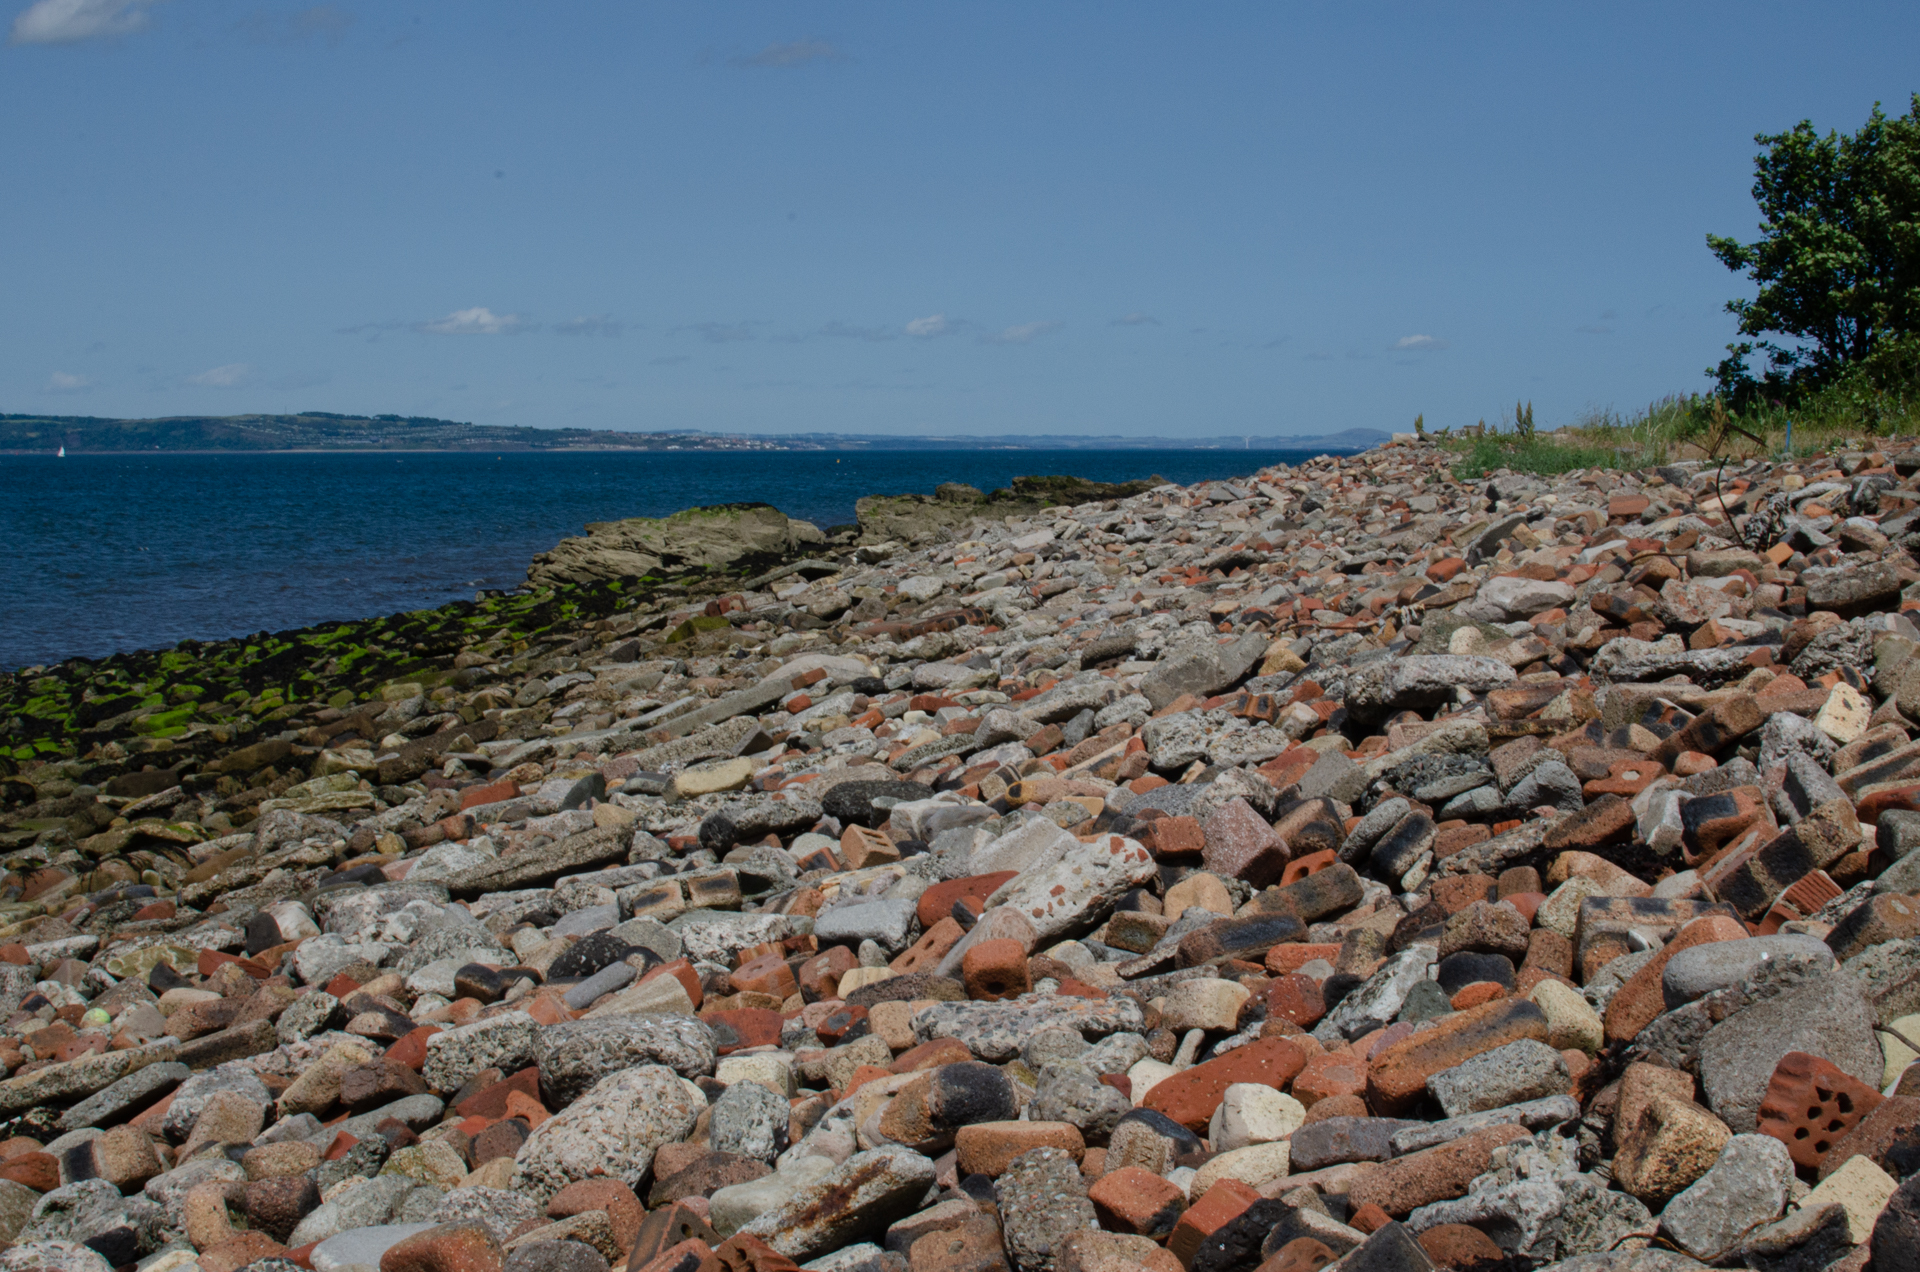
0,448,1324,669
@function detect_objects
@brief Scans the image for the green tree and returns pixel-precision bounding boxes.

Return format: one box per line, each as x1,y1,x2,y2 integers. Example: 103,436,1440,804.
1708,95,1920,401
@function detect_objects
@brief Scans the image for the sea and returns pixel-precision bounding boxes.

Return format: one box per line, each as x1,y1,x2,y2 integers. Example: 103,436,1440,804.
0,448,1329,670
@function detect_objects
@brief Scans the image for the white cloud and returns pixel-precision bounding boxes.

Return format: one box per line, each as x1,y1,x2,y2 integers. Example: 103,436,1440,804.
733,38,843,68
418,307,526,335
10,0,156,45
982,320,1062,345
905,314,951,338
187,363,249,387
1391,334,1449,352
45,371,88,392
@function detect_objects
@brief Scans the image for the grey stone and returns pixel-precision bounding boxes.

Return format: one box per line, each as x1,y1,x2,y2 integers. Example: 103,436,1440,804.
1344,655,1516,725
533,1016,717,1105
1388,1096,1582,1155
1774,753,1846,825
1287,1117,1418,1170
1758,710,1838,773
0,1242,113,1272
1315,945,1437,1041
393,918,513,976
710,1079,789,1162
992,1147,1096,1272
1738,1201,1854,1272
510,1064,705,1205
141,1157,245,1234
1028,1062,1131,1142
562,961,638,1010
608,916,682,963
1661,935,1835,1010
911,996,1144,1062
422,1011,538,1094
1338,799,1410,867
739,1146,938,1260
1880,810,1920,859
58,1063,188,1133
669,911,795,965
1698,970,1883,1134
1426,1039,1570,1118
276,990,341,1045
507,1241,612,1272
1507,760,1585,814
1407,1178,1564,1259
290,1174,418,1247
0,1179,37,1247
310,1221,436,1272
331,1094,445,1145
552,905,618,939
429,1187,544,1243
160,1065,270,1142
1140,633,1267,712
813,899,917,955
1657,1134,1792,1262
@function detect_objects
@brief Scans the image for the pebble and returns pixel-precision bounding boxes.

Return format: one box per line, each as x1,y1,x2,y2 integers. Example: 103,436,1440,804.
6,439,1920,1272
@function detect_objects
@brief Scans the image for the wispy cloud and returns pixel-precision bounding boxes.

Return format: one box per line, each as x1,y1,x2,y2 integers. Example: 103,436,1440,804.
905,314,952,338
1111,312,1159,326
981,320,1062,345
1391,334,1448,352
11,0,156,45
554,315,625,337
45,371,88,393
418,307,528,335
187,362,249,387
732,38,844,68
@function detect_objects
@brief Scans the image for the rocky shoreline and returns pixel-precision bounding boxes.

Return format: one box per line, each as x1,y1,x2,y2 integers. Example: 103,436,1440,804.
2,439,1920,1272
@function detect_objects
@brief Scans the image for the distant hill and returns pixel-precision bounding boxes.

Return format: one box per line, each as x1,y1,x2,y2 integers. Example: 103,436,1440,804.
0,411,1388,454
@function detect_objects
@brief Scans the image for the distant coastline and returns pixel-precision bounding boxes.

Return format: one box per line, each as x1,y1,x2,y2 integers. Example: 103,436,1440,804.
0,410,1388,455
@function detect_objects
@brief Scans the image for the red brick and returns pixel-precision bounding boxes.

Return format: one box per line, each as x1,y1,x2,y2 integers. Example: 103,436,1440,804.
1756,1051,1886,1170
1201,799,1290,888
549,1179,645,1255
1291,1052,1366,1108
384,1026,442,1072
1088,1166,1187,1238
961,939,1030,1002
917,874,1019,929
1345,1124,1532,1218
1367,998,1551,1116
1167,1179,1259,1268
1142,1038,1308,1132
460,779,520,811
1265,975,1325,1028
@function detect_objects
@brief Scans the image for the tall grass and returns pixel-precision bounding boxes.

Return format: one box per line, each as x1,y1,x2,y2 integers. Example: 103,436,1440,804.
1446,334,1920,479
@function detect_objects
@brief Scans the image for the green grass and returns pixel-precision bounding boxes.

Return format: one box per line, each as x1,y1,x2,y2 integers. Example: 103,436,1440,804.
1445,338,1920,480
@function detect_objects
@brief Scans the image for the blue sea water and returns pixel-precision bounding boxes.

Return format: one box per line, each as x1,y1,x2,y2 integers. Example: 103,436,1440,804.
0,448,1325,670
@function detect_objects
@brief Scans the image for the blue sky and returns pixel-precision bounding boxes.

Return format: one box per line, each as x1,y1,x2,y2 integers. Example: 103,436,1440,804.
4,2,1916,438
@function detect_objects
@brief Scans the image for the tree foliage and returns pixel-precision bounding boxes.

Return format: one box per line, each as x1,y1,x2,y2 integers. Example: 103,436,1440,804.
1708,94,1920,401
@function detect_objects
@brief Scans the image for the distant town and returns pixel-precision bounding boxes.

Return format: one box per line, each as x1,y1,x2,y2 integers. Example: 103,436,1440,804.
0,411,1387,454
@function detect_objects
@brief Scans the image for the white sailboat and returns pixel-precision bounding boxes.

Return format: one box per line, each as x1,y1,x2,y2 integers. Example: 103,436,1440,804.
57,446,65,458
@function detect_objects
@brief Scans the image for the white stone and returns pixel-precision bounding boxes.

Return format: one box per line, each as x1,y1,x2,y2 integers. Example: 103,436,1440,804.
1814,682,1871,744
1208,1083,1305,1151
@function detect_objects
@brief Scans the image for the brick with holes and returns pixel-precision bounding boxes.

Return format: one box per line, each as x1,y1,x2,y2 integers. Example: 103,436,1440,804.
1755,1050,1885,1170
